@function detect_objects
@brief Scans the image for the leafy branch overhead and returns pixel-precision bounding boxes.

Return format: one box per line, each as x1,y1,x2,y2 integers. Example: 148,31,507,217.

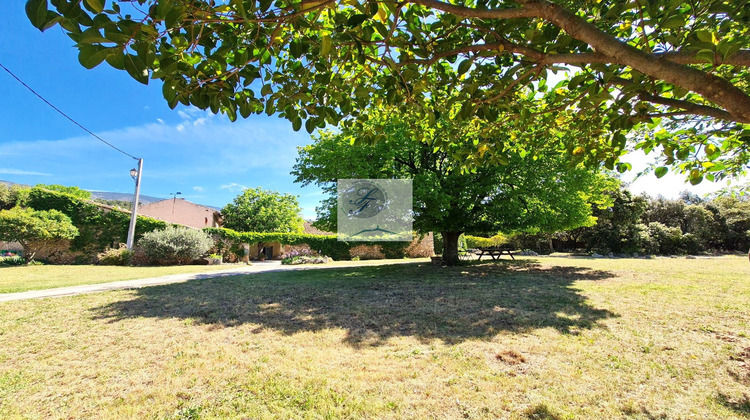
28,0,750,182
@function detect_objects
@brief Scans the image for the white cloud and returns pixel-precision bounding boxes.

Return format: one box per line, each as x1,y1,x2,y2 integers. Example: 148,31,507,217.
219,183,247,191
193,186,205,192
0,168,51,176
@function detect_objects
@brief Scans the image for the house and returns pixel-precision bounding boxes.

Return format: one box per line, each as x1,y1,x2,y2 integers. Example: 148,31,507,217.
138,198,221,229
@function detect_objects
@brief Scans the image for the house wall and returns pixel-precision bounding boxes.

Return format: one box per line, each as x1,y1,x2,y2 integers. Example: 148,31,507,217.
138,199,220,229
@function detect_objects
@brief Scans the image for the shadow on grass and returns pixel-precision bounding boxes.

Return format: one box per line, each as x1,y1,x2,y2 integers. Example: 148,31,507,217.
90,259,618,347
716,393,750,417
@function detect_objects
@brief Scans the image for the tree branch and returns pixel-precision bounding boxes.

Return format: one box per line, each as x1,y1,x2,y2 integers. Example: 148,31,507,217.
637,93,736,122
410,0,750,123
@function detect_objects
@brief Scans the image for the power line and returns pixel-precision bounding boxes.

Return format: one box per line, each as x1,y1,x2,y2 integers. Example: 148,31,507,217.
0,62,140,161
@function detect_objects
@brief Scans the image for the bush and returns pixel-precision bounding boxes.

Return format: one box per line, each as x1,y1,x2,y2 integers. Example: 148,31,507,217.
97,245,133,266
647,222,685,255
281,249,328,265
464,234,508,249
138,226,213,265
0,255,26,266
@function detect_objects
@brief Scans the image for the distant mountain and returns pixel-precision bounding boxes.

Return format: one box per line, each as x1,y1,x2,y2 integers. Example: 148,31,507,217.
88,191,165,205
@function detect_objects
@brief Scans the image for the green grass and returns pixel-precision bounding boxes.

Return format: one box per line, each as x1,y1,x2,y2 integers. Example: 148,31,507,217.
0,256,748,418
0,264,234,293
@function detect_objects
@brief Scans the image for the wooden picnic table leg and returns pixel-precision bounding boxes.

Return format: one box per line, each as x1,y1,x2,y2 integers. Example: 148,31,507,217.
508,251,515,260
477,252,483,261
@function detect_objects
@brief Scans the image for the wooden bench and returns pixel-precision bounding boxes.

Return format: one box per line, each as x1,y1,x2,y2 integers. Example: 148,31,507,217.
476,247,515,260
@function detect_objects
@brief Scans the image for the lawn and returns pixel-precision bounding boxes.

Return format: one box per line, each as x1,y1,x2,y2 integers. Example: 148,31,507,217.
0,264,234,294
0,256,748,419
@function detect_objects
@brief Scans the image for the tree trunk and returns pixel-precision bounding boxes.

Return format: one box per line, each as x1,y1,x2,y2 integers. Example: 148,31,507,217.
442,231,462,266
257,242,265,260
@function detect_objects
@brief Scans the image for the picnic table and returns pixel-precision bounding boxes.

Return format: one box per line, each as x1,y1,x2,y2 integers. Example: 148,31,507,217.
476,247,516,260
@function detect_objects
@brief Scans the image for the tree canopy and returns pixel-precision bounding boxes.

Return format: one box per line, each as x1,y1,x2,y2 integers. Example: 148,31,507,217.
221,187,304,233
0,207,79,261
293,111,614,264
28,0,750,184
35,184,93,200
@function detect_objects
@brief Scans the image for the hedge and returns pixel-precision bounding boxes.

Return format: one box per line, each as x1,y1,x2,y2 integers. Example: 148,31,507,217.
204,227,410,260
25,187,167,252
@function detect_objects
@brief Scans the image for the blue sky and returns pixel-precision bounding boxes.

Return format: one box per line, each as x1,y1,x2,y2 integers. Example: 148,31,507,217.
0,3,325,217
0,3,739,220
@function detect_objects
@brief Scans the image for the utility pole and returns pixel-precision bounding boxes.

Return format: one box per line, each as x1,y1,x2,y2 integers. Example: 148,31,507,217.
126,158,143,250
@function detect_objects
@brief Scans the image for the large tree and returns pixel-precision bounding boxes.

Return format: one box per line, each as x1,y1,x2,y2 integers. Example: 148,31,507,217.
222,187,304,233
221,187,304,258
293,112,614,265
0,207,79,262
28,0,750,183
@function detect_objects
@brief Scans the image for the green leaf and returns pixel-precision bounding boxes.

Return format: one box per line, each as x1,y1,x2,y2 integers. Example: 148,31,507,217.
26,0,49,30
704,143,719,158
695,30,713,43
105,51,125,69
661,15,685,29
654,166,668,178
292,117,302,132
320,35,332,57
459,101,473,119
77,27,109,44
123,54,149,84
84,0,104,14
78,45,112,69
305,118,316,134
457,59,472,76
347,14,368,28
290,39,303,59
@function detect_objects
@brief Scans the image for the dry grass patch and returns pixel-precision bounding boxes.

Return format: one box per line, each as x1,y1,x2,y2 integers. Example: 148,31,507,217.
0,256,748,418
0,264,234,293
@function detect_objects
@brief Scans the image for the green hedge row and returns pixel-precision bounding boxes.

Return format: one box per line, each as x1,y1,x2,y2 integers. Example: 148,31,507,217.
204,227,411,260
25,187,167,252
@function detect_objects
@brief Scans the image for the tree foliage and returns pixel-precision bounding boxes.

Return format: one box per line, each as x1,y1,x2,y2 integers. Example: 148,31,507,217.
25,187,167,252
35,184,92,200
0,184,30,210
221,187,304,233
0,207,79,261
293,111,614,264
28,0,750,183
526,187,750,254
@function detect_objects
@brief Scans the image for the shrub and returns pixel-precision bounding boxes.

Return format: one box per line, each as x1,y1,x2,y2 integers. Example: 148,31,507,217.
97,245,133,266
138,226,213,265
0,255,26,267
464,234,508,249
647,222,685,255
281,249,328,265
